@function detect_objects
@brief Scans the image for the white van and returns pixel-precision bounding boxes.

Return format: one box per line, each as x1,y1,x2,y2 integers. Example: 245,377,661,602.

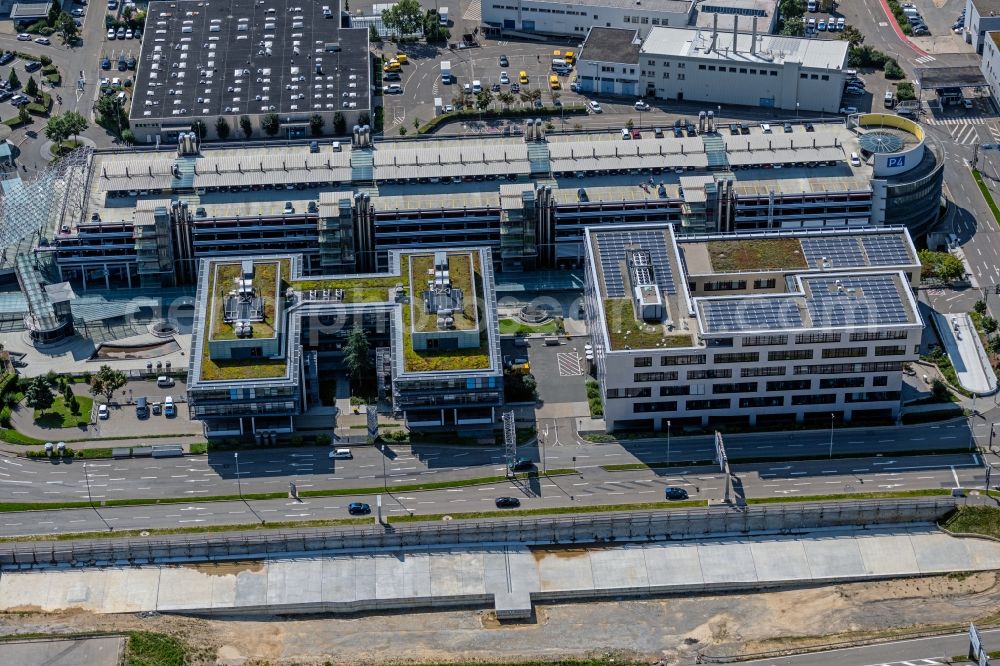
551,58,568,71
807,0,817,10
329,448,353,459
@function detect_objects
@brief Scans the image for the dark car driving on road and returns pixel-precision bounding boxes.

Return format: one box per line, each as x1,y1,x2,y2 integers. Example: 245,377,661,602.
664,487,689,500
495,497,521,508
348,502,371,515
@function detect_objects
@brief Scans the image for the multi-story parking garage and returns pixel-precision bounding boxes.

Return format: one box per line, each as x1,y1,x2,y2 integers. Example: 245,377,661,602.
38,115,941,293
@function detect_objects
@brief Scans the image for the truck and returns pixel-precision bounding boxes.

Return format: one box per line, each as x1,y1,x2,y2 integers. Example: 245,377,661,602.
439,6,448,25
441,60,451,83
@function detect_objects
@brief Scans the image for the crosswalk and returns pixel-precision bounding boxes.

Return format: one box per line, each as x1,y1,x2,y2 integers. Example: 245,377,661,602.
948,123,981,145
914,55,937,64
923,114,999,126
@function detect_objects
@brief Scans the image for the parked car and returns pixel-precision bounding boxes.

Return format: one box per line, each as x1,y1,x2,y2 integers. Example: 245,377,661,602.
98,404,109,419
839,106,857,114
156,377,174,389
347,502,371,515
495,497,521,508
664,487,689,500
634,100,651,111
588,100,602,113
101,57,111,69
16,33,30,41
329,448,353,459
498,54,508,67
783,122,793,133
850,151,861,166
33,37,50,45
509,457,534,471
499,71,509,84
107,28,115,39
384,83,402,94
0,53,15,66
72,8,84,15
163,396,176,417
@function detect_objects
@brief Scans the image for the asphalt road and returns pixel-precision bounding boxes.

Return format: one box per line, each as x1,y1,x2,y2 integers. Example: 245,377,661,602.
741,627,1000,665
0,452,983,536
0,418,982,503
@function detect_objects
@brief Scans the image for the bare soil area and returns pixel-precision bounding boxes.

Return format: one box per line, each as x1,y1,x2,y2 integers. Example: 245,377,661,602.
0,573,997,665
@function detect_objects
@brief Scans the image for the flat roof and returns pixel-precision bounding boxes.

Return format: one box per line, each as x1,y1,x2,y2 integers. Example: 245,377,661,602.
972,0,1000,16
133,0,370,122
581,27,642,65
191,248,500,385
914,66,987,90
692,0,777,31
526,0,691,11
641,26,849,70
585,224,921,351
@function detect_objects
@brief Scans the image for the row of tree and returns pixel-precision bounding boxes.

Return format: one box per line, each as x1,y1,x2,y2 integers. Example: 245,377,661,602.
192,111,356,140
23,365,127,413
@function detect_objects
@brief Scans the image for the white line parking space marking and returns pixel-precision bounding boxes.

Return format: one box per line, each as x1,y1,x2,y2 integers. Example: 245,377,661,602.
557,352,583,376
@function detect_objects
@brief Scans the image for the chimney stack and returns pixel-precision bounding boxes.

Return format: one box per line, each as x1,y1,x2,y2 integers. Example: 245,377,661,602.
732,15,739,53
710,12,718,53
751,16,758,55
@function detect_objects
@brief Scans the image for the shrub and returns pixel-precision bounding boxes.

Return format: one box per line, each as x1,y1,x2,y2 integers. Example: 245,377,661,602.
884,59,905,80
316,433,332,446
289,435,304,446
0,406,11,428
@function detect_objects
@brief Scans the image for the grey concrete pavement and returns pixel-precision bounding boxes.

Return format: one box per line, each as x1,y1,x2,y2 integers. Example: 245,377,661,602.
0,452,984,537
2,527,997,618
0,636,123,666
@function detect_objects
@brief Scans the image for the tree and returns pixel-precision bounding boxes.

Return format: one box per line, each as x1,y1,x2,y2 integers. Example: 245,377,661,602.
121,128,135,144
918,249,965,284
56,11,78,43
192,119,207,139
17,106,30,125
215,116,230,139
44,114,68,144
358,111,370,126
984,316,998,334
61,111,87,141
381,0,423,38
262,112,280,136
839,25,865,47
7,69,19,90
779,17,804,36
344,325,372,385
497,91,514,109
818,0,837,11
368,24,381,44
239,115,253,138
309,113,324,136
47,0,61,27
779,0,806,19
475,89,493,111
89,365,126,403
930,378,950,402
25,376,54,413
25,76,38,98
975,300,988,315
896,81,916,101
333,111,346,135
398,126,407,135
884,58,905,80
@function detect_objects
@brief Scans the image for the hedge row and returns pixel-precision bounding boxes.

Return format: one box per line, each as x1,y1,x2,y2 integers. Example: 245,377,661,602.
417,104,587,134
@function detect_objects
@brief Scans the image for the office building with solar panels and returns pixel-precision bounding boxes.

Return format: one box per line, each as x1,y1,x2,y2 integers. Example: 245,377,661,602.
129,0,370,143
583,223,923,432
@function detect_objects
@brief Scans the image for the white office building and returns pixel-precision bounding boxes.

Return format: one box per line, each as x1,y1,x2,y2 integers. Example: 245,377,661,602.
583,224,923,432
638,24,850,112
965,0,1000,54
482,0,693,37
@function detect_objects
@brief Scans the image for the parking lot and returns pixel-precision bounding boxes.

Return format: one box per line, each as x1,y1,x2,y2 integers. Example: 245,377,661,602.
89,378,203,438
501,335,590,407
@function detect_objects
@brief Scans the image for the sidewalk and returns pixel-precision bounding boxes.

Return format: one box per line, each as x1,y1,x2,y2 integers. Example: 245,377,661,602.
930,311,998,396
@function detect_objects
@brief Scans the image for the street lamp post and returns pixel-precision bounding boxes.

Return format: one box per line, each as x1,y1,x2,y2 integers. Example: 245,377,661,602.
828,413,835,459
234,452,243,499
666,420,671,467
83,461,112,531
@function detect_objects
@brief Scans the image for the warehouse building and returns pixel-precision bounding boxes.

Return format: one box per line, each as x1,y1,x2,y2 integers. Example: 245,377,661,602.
482,0,694,37
964,0,1000,54
582,223,923,432
129,0,370,143
187,248,504,436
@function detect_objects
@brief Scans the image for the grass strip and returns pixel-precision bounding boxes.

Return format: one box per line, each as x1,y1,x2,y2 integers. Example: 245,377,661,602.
125,630,187,666
746,488,951,504
973,168,1000,226
0,469,578,513
941,505,1000,539
388,499,707,522
601,446,975,471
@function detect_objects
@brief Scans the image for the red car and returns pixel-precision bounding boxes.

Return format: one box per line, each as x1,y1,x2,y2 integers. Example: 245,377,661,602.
630,127,641,139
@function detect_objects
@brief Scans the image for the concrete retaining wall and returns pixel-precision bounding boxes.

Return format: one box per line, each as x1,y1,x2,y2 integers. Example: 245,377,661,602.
0,498,958,570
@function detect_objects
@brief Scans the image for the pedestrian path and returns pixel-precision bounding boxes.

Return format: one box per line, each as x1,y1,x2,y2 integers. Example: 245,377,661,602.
914,55,937,64
463,0,481,23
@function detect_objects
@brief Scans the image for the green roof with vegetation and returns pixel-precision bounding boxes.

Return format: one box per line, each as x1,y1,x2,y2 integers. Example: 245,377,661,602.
209,261,279,341
707,238,808,272
603,299,693,351
409,253,478,332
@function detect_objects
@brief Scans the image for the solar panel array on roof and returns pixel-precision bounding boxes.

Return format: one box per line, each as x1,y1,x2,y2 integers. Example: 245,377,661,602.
701,298,804,333
805,275,909,327
800,237,865,269
596,230,676,298
861,235,911,266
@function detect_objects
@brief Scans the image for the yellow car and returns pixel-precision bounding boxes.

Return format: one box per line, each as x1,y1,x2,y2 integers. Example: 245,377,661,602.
564,50,575,65
549,74,560,89
395,53,408,64
519,70,528,84
552,49,562,59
